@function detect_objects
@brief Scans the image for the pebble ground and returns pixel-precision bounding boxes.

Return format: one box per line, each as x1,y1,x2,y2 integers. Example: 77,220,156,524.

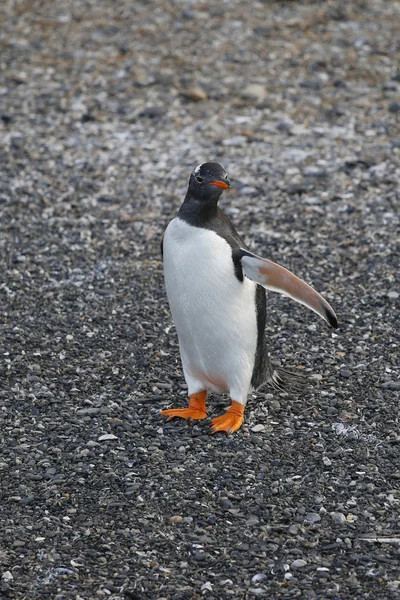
0,0,399,598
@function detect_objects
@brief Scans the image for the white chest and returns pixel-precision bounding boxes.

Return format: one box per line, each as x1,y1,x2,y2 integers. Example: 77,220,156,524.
163,218,258,398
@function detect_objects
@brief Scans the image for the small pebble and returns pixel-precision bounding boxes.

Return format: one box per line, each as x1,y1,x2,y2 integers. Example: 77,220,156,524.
222,135,247,147
270,400,281,410
251,424,265,433
291,559,307,569
388,101,400,113
251,573,267,583
304,513,321,524
54,567,74,575
139,106,166,118
288,524,301,535
98,434,118,441
303,165,326,177
241,83,267,101
340,369,352,379
181,87,207,102
330,512,347,525
170,515,183,523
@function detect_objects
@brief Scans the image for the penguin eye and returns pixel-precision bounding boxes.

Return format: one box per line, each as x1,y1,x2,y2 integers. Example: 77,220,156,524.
196,176,204,183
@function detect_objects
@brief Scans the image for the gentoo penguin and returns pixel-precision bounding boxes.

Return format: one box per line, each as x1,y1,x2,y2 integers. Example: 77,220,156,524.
161,162,337,434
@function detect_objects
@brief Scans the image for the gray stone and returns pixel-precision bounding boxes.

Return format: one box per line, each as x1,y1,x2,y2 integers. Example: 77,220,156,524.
330,512,347,525
388,381,400,391
389,101,400,113
304,513,321,524
340,369,352,379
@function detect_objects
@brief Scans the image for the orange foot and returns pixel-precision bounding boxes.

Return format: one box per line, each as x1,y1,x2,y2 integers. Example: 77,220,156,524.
161,391,207,422
211,401,245,434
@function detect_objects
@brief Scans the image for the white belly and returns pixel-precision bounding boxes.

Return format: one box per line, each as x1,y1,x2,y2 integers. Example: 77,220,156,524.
163,217,258,401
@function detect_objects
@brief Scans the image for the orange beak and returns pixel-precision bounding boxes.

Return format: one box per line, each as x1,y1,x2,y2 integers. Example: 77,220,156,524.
209,180,230,190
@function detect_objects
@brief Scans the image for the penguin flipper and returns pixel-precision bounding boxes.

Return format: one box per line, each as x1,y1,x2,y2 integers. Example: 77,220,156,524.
238,249,338,328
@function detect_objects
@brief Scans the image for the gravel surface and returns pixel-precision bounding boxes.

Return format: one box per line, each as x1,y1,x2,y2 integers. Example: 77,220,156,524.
1,0,400,598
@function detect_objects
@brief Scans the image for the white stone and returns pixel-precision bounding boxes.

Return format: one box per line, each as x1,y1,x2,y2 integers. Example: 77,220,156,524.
98,434,118,441
291,559,307,569
241,84,267,101
251,424,265,433
251,573,267,583
222,135,247,147
201,582,213,592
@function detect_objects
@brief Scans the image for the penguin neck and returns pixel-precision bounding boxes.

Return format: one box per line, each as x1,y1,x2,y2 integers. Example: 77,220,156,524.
177,193,220,227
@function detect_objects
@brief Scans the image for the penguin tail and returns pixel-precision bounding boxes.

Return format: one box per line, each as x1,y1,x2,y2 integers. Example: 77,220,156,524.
267,367,307,395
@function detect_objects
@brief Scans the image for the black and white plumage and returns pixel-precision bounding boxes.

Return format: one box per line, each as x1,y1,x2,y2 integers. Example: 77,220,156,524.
161,162,338,433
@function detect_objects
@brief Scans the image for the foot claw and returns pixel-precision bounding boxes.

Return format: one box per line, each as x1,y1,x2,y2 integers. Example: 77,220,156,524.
160,407,207,422
211,401,244,434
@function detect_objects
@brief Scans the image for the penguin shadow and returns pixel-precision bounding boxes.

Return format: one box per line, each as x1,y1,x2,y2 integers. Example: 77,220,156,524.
158,375,317,436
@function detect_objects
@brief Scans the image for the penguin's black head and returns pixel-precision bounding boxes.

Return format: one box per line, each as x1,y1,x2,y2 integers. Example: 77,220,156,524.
187,162,230,201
